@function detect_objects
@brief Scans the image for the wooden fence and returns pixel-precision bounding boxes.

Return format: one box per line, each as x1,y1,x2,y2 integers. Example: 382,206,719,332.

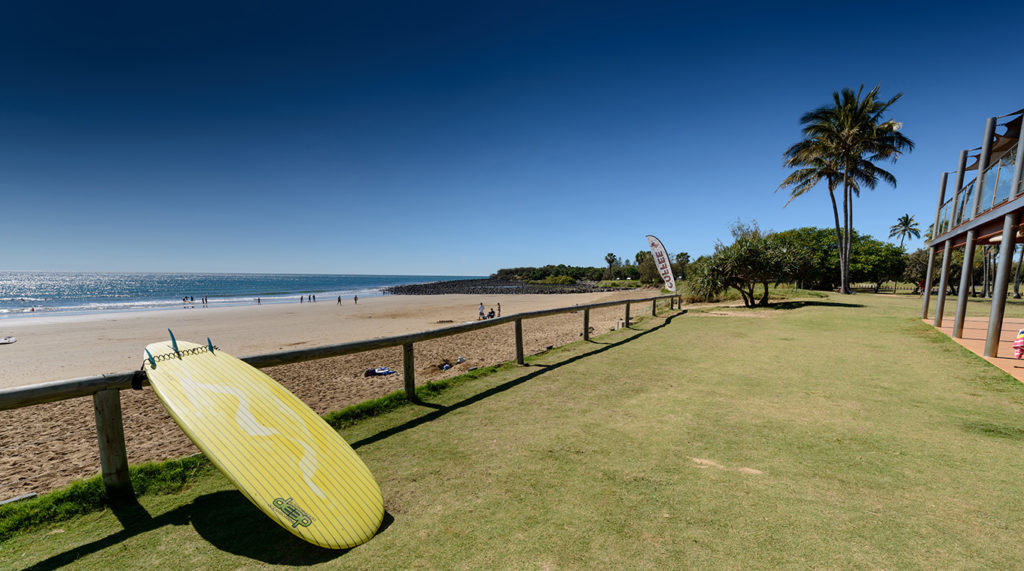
849,282,920,294
0,293,681,501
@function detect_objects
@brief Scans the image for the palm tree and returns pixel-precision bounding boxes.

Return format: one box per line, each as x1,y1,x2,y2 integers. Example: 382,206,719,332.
1013,243,1023,298
604,252,617,280
779,149,846,288
888,214,921,248
780,85,914,293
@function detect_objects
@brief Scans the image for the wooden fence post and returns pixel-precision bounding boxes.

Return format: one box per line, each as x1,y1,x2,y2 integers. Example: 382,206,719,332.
652,299,657,316
624,303,630,327
515,319,524,364
92,388,133,502
583,309,590,341
403,342,419,402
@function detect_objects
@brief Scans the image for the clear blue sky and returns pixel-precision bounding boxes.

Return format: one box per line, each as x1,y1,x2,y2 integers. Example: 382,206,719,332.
3,1,1023,275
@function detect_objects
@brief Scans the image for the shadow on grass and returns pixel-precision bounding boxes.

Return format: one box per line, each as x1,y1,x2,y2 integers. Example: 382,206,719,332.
24,492,393,569
350,312,681,450
768,300,865,311
962,420,1024,441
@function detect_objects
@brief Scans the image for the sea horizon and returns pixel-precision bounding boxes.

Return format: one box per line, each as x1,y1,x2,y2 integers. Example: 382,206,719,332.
0,271,484,319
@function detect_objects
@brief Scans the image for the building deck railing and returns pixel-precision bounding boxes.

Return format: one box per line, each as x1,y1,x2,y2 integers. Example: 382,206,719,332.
933,141,1022,245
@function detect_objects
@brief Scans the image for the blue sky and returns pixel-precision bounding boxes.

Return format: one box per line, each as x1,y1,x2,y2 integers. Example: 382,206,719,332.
2,1,1023,275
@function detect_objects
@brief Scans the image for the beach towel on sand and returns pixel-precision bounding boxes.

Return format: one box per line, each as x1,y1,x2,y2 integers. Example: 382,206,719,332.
364,367,396,377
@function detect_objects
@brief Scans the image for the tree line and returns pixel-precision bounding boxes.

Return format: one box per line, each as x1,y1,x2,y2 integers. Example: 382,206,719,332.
687,221,1024,307
689,222,907,307
491,251,691,285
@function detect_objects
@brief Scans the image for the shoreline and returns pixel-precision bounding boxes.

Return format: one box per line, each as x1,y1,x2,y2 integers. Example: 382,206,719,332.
0,287,390,322
0,271,487,320
0,289,658,390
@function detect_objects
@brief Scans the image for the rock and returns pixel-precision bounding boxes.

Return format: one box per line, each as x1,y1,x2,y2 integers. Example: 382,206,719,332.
382,278,607,295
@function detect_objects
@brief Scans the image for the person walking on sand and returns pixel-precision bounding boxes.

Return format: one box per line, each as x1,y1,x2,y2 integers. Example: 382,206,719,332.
354,295,358,304
497,302,501,317
478,302,485,320
337,296,342,305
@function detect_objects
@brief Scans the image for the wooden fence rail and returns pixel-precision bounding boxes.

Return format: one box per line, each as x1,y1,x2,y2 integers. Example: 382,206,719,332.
0,293,680,501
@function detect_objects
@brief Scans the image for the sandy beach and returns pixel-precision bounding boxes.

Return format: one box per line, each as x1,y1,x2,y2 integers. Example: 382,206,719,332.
0,289,660,500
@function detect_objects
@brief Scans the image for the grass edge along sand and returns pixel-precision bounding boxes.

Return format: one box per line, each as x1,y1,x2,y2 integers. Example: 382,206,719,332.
10,295,1024,568
0,313,653,544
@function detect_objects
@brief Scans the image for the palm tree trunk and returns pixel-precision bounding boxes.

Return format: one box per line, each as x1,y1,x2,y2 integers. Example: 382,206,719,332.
848,181,855,292
982,246,990,298
828,188,845,291
989,248,996,298
1014,243,1023,298
970,250,977,296
842,172,852,294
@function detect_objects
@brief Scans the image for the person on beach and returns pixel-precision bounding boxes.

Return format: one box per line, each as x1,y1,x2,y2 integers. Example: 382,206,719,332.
354,295,358,304
337,296,342,305
257,297,261,305
312,294,316,302
478,302,485,320
497,303,501,317
487,308,495,319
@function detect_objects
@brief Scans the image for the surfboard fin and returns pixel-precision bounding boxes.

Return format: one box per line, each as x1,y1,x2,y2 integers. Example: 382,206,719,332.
168,328,179,355
207,337,215,354
146,349,156,369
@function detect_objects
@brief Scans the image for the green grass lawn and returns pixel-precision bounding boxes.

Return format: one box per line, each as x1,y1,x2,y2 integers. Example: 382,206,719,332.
6,293,1024,568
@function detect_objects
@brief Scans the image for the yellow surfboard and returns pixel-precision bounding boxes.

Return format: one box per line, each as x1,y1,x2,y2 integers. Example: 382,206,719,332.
142,336,384,549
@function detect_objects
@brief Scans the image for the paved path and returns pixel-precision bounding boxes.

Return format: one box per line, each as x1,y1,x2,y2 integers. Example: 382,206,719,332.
929,315,1024,383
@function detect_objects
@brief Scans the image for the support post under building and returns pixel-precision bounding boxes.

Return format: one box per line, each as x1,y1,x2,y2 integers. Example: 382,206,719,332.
953,118,997,339
985,121,1024,355
953,230,977,338
934,240,952,327
985,212,1020,356
922,171,949,319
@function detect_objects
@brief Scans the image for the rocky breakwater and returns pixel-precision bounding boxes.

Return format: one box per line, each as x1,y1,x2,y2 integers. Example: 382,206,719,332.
382,278,601,295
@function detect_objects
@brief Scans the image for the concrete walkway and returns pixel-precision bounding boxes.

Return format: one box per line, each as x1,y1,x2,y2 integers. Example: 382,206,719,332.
930,315,1024,383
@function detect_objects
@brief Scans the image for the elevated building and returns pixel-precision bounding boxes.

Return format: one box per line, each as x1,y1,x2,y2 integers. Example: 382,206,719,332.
922,108,1024,357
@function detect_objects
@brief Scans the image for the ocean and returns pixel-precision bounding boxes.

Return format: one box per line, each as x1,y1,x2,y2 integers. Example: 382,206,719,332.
0,272,481,318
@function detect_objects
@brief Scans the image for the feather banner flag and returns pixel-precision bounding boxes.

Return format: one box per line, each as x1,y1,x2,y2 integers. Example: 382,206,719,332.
645,235,676,292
